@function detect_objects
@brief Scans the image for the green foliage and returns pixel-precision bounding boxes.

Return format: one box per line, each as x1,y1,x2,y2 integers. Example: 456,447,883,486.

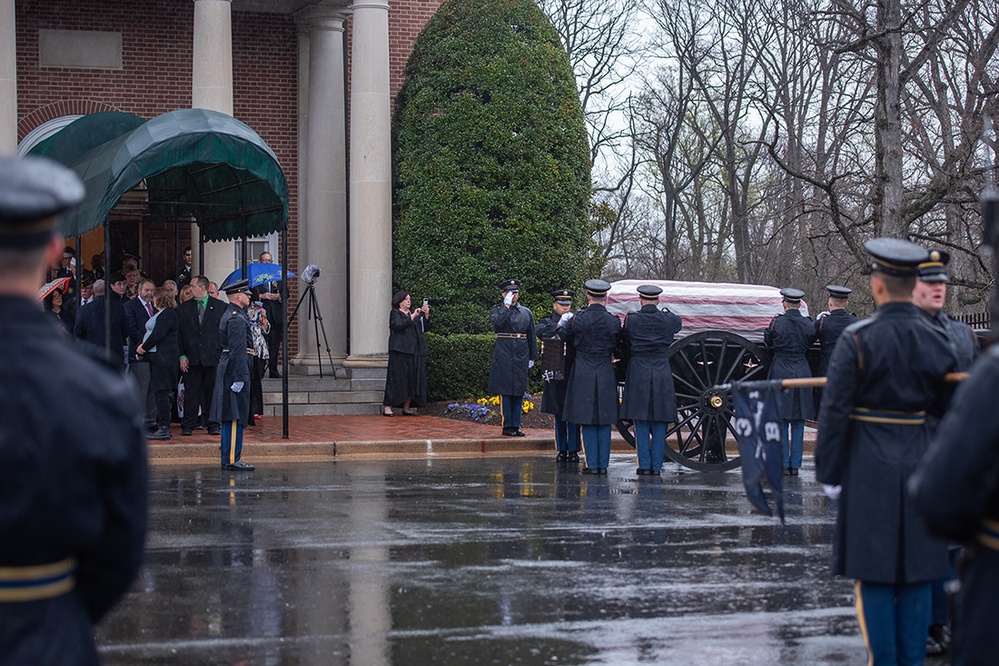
393,0,592,335
425,332,543,401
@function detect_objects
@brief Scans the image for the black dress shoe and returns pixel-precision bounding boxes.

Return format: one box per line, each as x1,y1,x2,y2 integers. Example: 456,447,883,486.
208,426,221,436
513,429,526,437
382,411,394,417
597,468,608,475
581,467,597,474
636,468,650,475
147,427,172,440
567,452,580,463
502,428,517,436
223,460,255,471
555,451,568,462
269,371,281,379
401,411,416,416
650,469,662,476
789,468,799,476
181,429,193,436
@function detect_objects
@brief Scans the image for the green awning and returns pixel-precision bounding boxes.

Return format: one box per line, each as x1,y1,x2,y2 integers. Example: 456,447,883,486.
35,109,288,242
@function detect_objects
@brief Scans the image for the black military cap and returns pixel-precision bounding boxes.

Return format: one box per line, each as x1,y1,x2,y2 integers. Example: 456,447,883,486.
122,251,141,262
825,285,852,299
80,273,96,288
0,155,84,248
637,284,663,299
864,238,927,277
585,279,612,296
551,289,574,304
222,278,252,295
780,288,805,303
499,278,521,293
917,249,950,283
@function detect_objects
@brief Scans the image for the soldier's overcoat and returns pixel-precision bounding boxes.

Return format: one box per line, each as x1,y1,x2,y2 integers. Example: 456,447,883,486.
619,304,682,422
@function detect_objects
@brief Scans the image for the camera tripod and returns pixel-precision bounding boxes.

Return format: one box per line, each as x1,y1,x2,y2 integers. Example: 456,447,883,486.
287,283,339,379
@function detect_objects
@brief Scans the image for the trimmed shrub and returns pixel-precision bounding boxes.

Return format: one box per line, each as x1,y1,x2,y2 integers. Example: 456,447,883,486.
393,0,592,335
425,332,543,401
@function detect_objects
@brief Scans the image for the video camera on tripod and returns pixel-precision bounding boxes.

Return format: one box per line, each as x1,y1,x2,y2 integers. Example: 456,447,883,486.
287,263,338,378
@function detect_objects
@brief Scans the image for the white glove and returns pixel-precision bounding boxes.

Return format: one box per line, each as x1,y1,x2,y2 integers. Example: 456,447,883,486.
822,484,841,500
503,292,514,306
528,360,535,368
558,312,573,327
230,381,244,393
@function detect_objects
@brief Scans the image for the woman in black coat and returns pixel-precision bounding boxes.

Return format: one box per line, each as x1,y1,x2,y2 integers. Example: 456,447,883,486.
138,287,180,440
382,290,429,416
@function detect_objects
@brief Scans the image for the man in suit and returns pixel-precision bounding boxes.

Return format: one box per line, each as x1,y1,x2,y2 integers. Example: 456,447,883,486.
563,279,622,474
258,251,284,378
487,278,538,437
178,275,224,436
0,154,147,663
124,277,159,433
74,278,128,370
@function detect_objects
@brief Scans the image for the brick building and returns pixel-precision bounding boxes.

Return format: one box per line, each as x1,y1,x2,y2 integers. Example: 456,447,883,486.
1,0,443,370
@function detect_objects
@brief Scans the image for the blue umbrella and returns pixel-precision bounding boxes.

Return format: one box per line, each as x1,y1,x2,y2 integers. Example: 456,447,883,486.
222,263,296,289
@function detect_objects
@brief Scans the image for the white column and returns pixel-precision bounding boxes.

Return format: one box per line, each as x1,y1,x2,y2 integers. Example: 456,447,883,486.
0,0,16,153
191,0,235,285
294,6,348,373
345,0,392,366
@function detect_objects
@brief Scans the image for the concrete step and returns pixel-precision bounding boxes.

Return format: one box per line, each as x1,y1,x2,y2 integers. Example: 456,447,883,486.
260,402,382,417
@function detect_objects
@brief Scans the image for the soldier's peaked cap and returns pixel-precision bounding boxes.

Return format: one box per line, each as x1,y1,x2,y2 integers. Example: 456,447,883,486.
864,238,927,277
780,288,805,302
0,155,84,248
825,285,852,298
917,249,950,283
585,279,611,296
637,285,663,298
551,289,574,303
499,278,521,292
222,278,252,295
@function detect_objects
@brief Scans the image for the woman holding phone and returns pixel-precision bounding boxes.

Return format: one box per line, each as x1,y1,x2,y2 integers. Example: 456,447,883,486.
382,290,429,416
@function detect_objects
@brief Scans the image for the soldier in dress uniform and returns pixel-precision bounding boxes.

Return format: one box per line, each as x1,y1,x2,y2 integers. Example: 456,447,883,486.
619,285,682,476
764,288,815,476
210,278,256,471
816,285,858,376
816,238,957,666
487,279,538,436
0,155,148,663
913,249,977,371
536,289,581,461
562,279,622,474
910,340,999,666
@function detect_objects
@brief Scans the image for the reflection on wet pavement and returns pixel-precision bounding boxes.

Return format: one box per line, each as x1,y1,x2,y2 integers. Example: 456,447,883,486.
97,456,876,664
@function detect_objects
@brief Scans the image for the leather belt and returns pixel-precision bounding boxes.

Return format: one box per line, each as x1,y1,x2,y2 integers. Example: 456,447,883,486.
496,333,527,339
848,407,926,425
221,348,255,354
0,558,75,602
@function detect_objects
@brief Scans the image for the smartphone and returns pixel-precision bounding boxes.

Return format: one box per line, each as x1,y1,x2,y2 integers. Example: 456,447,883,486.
422,298,429,307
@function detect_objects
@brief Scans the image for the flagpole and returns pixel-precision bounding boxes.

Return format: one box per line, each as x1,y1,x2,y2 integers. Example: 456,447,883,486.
777,373,968,389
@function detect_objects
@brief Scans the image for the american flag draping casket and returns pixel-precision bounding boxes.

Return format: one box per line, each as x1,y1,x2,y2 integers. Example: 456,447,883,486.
604,279,810,344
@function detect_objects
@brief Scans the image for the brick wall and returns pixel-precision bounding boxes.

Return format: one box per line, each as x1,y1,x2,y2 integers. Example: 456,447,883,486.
14,0,443,356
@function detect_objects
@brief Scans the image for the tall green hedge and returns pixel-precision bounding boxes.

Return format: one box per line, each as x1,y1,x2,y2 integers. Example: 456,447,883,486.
425,333,543,401
393,0,592,335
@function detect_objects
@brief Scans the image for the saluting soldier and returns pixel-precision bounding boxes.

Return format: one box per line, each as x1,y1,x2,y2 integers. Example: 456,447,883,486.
487,278,537,437
536,289,581,461
816,238,957,666
764,288,815,476
563,279,622,474
0,155,147,662
816,285,858,376
619,285,682,476
210,278,256,470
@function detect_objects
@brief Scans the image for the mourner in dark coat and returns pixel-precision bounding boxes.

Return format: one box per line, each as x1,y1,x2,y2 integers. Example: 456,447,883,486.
138,288,180,440
536,289,581,461
258,251,285,378
124,278,159,432
815,238,957,666
73,279,129,369
177,275,224,436
764,288,816,475
911,343,999,666
563,279,622,474
0,155,147,665
620,285,682,475
487,279,537,436
209,279,256,471
382,290,429,415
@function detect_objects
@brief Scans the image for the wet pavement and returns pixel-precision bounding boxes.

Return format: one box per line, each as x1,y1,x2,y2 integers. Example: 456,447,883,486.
96,455,902,664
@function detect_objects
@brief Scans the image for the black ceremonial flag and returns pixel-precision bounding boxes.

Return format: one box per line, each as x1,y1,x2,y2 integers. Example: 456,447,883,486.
732,380,785,523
